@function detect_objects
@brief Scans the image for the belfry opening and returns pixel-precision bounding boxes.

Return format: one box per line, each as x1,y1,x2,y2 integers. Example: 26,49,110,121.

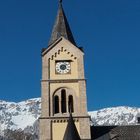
61,89,66,113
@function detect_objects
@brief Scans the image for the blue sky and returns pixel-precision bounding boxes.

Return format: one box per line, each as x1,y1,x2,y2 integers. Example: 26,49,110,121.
0,0,140,111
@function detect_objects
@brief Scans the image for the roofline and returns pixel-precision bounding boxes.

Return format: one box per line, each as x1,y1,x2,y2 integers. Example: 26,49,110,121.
41,37,84,57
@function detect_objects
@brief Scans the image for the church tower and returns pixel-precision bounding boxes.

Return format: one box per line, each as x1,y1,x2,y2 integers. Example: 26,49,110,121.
39,1,91,140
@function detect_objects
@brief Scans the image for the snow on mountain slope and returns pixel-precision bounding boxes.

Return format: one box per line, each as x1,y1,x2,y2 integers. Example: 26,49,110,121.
0,98,41,132
89,106,140,126
0,98,140,133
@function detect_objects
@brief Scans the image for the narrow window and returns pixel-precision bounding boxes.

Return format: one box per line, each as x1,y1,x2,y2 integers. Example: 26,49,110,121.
54,96,59,114
61,89,66,113
68,95,74,113
138,117,140,124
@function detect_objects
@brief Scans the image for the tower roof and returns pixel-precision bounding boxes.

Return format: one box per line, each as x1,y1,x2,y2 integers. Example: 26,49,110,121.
63,113,81,140
48,1,76,46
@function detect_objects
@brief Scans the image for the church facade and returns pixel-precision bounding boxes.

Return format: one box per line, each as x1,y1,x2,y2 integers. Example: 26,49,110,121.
39,1,140,140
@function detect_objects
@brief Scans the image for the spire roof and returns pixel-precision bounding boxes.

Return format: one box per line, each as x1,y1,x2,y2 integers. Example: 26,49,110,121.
48,2,76,46
63,113,81,140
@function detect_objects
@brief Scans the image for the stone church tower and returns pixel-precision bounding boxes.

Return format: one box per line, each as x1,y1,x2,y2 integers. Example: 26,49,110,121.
39,1,91,140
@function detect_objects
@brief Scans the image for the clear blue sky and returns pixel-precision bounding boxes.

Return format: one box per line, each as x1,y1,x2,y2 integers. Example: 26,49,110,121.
0,0,140,111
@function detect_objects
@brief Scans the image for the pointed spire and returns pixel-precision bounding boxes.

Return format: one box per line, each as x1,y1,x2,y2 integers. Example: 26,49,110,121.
59,0,62,3
63,113,81,140
48,1,76,46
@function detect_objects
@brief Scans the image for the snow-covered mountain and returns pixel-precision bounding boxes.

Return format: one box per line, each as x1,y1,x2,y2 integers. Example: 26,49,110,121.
89,106,140,126
0,98,41,134
0,98,140,135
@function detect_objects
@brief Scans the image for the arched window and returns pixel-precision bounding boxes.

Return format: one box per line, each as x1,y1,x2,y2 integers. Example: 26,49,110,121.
54,96,59,114
61,89,66,113
68,95,74,113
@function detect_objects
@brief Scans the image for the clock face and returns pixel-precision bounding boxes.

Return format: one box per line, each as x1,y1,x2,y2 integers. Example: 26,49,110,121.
56,61,71,74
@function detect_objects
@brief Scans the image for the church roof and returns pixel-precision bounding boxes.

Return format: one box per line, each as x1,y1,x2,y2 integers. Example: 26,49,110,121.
63,113,81,140
91,125,140,140
48,1,76,46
